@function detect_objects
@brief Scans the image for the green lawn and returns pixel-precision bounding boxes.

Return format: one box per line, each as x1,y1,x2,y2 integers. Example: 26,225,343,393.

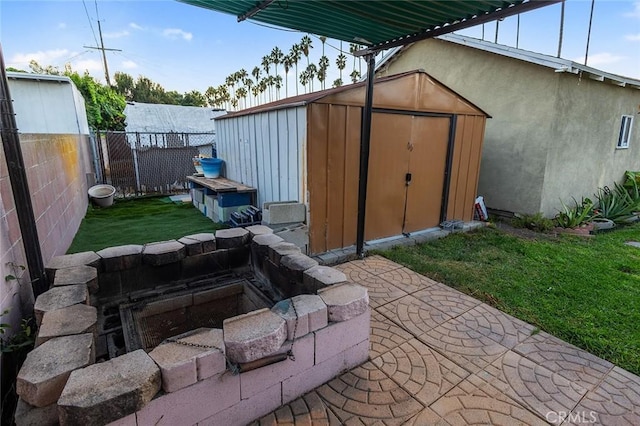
379,223,640,375
67,197,223,253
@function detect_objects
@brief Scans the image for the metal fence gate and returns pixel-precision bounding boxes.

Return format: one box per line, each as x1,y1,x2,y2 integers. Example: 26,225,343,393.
93,131,216,198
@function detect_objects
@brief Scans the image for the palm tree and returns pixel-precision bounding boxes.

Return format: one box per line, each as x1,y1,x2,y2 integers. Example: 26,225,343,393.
236,87,247,109
332,78,343,88
306,63,317,92
251,86,260,106
243,77,254,107
225,74,236,102
261,55,271,77
252,66,262,83
299,70,309,94
336,52,347,82
205,86,218,107
274,75,283,100
289,44,302,95
271,47,284,78
217,84,230,110
349,43,360,74
283,54,294,98
350,70,361,84
318,56,329,90
300,35,313,67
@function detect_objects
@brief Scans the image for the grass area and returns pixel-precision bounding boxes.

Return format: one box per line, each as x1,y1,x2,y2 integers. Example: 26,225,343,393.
379,223,640,375
68,197,223,253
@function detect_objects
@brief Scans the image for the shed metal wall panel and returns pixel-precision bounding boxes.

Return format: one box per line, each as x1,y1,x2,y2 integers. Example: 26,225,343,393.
216,107,306,207
9,77,89,135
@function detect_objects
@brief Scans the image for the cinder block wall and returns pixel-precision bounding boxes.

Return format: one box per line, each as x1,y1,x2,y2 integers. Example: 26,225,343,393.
0,73,92,334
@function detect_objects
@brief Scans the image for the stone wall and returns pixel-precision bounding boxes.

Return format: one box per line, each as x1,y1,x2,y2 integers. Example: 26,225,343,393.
15,226,369,426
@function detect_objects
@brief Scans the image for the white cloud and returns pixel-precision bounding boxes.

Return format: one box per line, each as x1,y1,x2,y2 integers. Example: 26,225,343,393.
129,22,144,30
121,60,138,69
163,28,192,41
10,49,72,67
573,52,625,67
104,30,130,39
57,22,66,30
625,1,640,18
625,33,640,42
74,59,103,73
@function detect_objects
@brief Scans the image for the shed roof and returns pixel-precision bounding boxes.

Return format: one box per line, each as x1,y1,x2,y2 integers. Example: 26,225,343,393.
124,102,226,133
217,70,490,120
6,71,72,84
376,34,640,90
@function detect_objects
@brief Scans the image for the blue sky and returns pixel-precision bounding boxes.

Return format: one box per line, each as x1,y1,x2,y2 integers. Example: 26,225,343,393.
2,1,639,95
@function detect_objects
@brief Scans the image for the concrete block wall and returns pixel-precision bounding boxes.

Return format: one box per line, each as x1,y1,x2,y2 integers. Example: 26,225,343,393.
1,134,92,331
16,230,369,425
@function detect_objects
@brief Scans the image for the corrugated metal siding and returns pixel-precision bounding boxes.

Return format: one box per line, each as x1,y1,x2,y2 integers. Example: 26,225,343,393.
216,107,306,207
447,115,486,221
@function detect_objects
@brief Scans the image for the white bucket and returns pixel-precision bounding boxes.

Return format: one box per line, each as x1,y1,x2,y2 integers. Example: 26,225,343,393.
88,184,116,207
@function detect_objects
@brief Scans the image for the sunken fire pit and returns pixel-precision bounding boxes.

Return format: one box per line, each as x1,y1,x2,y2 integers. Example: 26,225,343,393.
17,226,370,426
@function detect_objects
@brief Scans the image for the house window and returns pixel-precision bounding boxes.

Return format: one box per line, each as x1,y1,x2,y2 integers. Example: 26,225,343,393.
617,115,633,149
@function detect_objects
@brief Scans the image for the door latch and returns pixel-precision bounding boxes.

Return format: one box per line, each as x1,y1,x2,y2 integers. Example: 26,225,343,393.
405,173,412,185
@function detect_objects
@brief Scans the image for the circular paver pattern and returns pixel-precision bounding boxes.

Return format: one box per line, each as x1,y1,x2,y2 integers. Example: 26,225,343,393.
412,284,481,317
378,267,436,294
347,255,403,276
315,362,424,425
429,373,550,426
419,316,509,373
378,295,454,337
456,304,536,349
479,351,588,421
336,266,407,308
251,392,341,425
371,338,469,406
513,331,614,389
369,311,414,358
569,366,640,425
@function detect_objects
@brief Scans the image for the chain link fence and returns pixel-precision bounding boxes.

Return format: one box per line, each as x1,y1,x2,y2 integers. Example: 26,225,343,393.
93,131,215,198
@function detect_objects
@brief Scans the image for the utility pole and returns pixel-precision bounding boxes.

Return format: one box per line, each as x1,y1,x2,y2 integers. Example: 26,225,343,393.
84,20,121,86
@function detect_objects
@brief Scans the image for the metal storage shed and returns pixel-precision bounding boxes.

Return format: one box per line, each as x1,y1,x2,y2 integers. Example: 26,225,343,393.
215,70,488,254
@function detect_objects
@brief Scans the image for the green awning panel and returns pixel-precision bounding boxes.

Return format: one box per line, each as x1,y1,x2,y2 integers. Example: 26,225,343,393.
178,0,557,51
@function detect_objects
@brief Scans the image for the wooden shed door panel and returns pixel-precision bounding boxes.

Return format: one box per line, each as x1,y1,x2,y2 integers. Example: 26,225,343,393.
403,116,449,233
365,113,412,240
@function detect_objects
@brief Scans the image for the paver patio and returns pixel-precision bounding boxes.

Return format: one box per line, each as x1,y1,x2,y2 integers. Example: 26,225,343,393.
251,255,640,426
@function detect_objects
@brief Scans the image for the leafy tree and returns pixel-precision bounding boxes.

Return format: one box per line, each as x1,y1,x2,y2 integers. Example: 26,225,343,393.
181,90,206,107
66,69,126,130
114,72,135,100
5,67,26,73
332,78,343,88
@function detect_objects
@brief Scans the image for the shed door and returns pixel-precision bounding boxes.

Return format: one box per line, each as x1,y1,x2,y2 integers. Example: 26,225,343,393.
365,113,450,241
365,113,412,239
403,116,449,233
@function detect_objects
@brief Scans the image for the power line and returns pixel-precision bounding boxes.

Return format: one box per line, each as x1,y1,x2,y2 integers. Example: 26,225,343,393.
82,0,99,47
82,1,121,85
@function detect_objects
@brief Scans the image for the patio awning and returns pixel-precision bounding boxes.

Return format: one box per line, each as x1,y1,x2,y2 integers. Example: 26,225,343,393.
178,0,559,52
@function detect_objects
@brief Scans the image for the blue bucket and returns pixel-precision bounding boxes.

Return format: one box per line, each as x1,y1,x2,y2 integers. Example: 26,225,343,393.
200,158,223,178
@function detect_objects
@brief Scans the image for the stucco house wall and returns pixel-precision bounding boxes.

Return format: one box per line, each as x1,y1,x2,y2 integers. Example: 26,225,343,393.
1,73,92,334
377,36,639,216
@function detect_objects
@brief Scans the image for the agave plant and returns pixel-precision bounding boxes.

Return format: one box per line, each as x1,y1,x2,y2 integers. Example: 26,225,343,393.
555,197,596,228
594,184,636,223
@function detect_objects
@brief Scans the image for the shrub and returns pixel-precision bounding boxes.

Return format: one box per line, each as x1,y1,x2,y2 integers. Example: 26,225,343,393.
512,212,554,232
